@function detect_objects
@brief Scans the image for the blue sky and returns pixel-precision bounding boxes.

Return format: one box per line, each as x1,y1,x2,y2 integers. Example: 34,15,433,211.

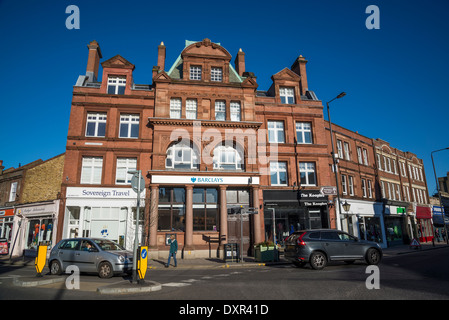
1,0,448,195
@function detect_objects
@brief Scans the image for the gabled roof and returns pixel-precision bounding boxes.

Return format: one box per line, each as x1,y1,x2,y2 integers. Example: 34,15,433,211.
101,55,135,70
166,40,243,83
271,67,301,81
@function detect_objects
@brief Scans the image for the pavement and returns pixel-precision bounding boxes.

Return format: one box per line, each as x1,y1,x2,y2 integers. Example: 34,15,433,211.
2,241,448,295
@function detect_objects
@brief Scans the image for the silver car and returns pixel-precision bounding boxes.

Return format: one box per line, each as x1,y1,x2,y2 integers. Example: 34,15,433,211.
284,229,382,270
49,238,133,278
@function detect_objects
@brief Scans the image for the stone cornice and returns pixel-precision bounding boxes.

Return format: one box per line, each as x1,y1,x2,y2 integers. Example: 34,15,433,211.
148,117,262,129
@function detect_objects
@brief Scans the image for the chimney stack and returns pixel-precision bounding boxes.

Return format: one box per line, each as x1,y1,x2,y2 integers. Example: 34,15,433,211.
234,48,245,77
157,42,166,71
291,55,308,95
0,160,4,175
86,40,102,82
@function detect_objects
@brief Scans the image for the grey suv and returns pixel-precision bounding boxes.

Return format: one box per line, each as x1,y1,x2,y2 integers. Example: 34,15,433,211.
284,229,382,270
49,238,133,278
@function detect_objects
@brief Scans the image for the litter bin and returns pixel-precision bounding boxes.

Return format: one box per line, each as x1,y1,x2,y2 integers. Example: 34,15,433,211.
223,243,240,262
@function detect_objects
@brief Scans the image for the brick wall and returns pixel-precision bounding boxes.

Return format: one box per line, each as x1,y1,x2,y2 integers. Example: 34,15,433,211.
21,154,65,203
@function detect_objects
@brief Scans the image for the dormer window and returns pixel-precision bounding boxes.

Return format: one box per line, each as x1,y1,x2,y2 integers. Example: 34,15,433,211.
211,67,223,82
280,87,295,104
107,76,126,94
190,66,202,80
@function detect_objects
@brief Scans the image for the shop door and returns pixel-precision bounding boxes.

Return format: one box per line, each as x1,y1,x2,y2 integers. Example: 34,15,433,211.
227,214,250,256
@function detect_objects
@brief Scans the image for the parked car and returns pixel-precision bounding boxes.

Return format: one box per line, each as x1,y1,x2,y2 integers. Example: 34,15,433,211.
284,229,382,270
49,238,133,278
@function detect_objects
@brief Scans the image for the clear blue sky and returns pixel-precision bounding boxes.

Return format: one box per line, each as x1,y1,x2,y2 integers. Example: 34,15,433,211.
1,0,448,195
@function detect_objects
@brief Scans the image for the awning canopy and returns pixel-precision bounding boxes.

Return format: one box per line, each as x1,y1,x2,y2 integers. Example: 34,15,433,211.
416,206,432,219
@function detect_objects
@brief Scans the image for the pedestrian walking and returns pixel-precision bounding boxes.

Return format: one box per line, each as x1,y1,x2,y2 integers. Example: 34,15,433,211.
166,235,178,268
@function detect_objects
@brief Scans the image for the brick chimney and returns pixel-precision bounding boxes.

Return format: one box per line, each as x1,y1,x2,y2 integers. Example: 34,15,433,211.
157,42,166,71
234,48,245,77
86,40,102,82
0,160,4,175
291,55,308,95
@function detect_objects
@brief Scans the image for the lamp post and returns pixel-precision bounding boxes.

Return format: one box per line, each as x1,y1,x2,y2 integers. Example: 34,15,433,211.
431,148,449,244
327,92,346,230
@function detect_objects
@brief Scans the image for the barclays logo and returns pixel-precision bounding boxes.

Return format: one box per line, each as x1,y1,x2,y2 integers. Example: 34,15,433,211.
191,177,197,183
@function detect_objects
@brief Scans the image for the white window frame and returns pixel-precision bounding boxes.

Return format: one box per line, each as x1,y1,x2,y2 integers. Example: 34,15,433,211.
344,142,351,161
213,145,243,171
230,101,241,121
119,114,139,138
186,99,197,120
268,121,285,143
357,147,363,164
85,112,107,137
190,66,202,80
270,161,288,186
279,87,295,104
116,158,137,185
211,67,223,82
296,122,312,144
337,140,344,159
341,175,347,195
81,157,103,184
396,184,401,201
377,154,382,171
299,162,317,186
170,98,182,119
107,76,126,95
215,100,226,121
348,176,354,196
363,148,369,165
367,180,373,198
9,182,18,202
165,142,199,170
362,178,367,198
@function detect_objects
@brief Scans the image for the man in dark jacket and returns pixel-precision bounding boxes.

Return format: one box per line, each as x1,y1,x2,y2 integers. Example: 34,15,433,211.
166,235,178,267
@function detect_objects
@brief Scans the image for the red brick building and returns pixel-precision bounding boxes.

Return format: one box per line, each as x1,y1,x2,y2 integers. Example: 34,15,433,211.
58,38,431,258
58,39,336,259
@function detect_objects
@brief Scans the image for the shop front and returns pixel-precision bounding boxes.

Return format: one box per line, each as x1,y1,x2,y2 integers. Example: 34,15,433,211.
263,189,329,247
149,174,262,259
0,208,14,244
416,206,434,243
432,206,448,242
383,201,410,246
10,200,60,257
339,199,386,249
63,187,145,250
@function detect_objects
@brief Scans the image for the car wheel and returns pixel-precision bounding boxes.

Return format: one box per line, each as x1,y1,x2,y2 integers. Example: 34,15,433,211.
310,252,327,270
365,248,381,265
98,261,113,278
49,260,62,275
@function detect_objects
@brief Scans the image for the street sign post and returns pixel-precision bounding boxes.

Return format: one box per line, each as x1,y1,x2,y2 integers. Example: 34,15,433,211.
129,170,144,284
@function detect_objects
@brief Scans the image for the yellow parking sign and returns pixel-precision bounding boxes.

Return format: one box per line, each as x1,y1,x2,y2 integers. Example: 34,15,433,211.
35,245,47,277
137,246,148,281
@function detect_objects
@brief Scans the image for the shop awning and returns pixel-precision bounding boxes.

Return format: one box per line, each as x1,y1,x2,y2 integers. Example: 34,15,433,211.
416,206,432,219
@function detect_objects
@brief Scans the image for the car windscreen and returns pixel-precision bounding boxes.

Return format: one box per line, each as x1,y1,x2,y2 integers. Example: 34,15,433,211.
93,239,124,251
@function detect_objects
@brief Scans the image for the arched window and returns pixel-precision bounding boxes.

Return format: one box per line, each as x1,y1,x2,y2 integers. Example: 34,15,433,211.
213,144,244,171
166,141,199,170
